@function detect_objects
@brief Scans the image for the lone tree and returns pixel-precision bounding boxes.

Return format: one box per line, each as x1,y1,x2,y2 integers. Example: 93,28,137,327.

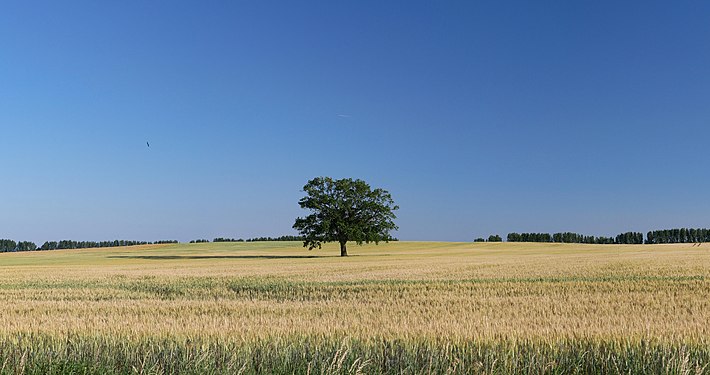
293,177,398,256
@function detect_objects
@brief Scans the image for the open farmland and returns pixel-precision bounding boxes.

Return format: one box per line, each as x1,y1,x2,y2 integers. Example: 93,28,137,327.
1,241,710,374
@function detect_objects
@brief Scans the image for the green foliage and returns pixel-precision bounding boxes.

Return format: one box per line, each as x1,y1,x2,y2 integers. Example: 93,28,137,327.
153,240,179,244
246,235,303,242
39,240,153,250
3,239,180,252
646,228,710,244
213,237,245,242
293,177,398,256
508,232,640,244
487,235,502,242
1,239,38,252
0,239,18,252
16,241,37,251
507,233,553,243
507,229,710,245
615,232,644,245
550,232,615,244
212,236,303,243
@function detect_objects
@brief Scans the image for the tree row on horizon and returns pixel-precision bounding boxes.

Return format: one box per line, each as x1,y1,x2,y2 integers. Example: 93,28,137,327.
502,228,709,244
0,235,313,253
0,235,314,253
2,227,708,254
190,235,306,243
194,235,398,244
646,228,710,244
506,232,638,244
0,239,178,253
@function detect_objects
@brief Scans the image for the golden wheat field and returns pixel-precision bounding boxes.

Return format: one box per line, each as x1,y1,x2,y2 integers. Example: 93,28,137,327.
1,241,710,374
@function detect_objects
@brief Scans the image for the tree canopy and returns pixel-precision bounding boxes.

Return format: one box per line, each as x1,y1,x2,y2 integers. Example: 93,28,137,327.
293,177,398,256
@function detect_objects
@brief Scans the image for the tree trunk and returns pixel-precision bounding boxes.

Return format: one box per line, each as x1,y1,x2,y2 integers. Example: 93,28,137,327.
340,241,348,257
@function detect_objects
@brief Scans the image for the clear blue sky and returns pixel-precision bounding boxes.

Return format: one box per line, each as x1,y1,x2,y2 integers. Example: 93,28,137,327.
2,1,709,243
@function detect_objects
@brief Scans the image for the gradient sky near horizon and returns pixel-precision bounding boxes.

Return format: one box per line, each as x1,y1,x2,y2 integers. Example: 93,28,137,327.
2,1,709,243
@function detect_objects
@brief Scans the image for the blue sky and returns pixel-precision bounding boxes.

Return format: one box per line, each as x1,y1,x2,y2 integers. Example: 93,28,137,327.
1,1,709,243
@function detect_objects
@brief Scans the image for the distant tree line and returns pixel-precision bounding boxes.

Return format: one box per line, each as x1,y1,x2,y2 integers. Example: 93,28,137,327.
615,232,644,245
553,232,614,244
39,240,153,250
245,235,305,242
0,239,30,252
1,239,178,253
499,229,710,245
213,237,245,242
646,228,710,244
195,235,399,243
507,233,553,243
473,235,503,242
188,236,304,244
17,241,38,251
505,232,641,244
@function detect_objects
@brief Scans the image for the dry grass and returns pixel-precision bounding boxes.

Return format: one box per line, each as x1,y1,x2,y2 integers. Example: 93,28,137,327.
1,241,709,373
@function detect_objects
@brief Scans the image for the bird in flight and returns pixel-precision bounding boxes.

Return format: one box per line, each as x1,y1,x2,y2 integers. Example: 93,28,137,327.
146,141,150,147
